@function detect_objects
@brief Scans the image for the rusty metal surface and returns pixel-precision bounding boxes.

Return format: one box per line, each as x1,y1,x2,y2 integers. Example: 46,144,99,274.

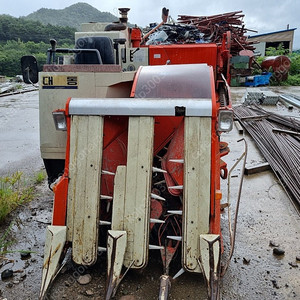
261,56,291,82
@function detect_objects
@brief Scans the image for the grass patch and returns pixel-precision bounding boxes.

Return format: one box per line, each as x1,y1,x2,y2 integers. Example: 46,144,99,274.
0,172,34,223
0,222,14,255
34,170,46,184
282,74,300,86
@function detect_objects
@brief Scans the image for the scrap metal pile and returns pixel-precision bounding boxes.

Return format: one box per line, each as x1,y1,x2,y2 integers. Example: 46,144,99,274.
145,11,255,54
234,105,300,206
177,11,256,54
145,23,206,44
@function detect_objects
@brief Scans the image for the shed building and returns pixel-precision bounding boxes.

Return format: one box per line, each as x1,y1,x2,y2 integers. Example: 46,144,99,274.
248,28,296,56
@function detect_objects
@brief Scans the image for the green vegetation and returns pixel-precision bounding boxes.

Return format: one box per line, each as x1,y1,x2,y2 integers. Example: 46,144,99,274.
24,2,118,29
34,170,46,184
0,14,75,76
0,14,75,44
0,172,34,223
0,170,46,255
0,222,14,255
282,51,300,85
0,39,73,76
265,44,288,56
0,3,119,77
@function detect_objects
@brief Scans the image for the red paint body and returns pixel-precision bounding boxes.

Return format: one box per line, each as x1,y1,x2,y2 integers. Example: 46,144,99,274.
149,44,218,71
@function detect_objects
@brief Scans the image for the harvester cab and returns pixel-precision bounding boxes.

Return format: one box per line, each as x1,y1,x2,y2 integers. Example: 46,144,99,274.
21,7,246,300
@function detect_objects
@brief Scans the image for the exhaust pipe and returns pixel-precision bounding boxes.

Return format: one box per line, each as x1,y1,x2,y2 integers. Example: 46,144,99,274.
105,8,130,31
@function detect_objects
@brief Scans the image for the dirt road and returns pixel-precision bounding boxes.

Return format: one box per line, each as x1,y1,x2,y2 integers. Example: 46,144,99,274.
0,88,299,300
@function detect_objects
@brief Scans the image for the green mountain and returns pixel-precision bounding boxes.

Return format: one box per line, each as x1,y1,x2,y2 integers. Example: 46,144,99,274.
24,2,118,29
0,14,75,44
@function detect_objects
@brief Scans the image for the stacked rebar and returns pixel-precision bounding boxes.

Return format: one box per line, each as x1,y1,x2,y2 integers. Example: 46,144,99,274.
234,105,300,206
177,11,256,54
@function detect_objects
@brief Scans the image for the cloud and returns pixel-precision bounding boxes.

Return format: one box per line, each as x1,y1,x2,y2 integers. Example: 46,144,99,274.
2,0,299,49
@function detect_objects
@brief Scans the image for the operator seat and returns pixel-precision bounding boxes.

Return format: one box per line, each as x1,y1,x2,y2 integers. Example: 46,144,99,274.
75,37,115,64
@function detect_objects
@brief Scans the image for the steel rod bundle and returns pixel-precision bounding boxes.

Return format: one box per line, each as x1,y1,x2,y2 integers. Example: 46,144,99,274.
234,105,300,206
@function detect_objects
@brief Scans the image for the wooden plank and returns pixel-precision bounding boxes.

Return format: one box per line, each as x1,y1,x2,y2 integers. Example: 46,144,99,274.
67,115,103,265
123,117,154,269
111,166,126,231
244,162,270,175
183,117,211,273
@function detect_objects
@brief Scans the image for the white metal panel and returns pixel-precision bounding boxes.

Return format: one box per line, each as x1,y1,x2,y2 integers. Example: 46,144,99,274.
199,234,221,283
40,226,66,299
183,117,211,273
69,98,212,117
106,230,127,299
39,72,95,160
123,117,154,268
39,71,134,160
67,115,103,265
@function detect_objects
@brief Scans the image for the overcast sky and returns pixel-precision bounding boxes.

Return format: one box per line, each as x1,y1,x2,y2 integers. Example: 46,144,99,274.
2,0,299,49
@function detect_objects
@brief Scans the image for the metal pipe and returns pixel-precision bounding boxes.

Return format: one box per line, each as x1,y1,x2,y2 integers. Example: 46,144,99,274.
280,94,300,109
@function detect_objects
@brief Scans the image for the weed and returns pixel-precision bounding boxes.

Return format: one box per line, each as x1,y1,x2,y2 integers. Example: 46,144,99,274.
0,172,34,223
34,170,46,184
0,222,14,255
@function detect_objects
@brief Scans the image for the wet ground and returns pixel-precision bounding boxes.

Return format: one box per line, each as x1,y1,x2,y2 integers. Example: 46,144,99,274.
0,88,300,299
0,91,43,177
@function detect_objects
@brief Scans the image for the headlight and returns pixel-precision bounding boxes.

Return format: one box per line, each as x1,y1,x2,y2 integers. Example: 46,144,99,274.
52,111,67,131
218,109,233,132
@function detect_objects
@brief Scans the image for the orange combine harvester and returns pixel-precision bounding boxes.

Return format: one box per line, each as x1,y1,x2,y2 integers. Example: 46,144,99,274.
21,7,247,300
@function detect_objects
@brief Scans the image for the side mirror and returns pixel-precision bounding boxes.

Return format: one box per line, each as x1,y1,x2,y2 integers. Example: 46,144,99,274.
21,55,39,84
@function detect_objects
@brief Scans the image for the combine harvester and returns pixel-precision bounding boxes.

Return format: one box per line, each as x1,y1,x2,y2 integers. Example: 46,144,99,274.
21,7,246,300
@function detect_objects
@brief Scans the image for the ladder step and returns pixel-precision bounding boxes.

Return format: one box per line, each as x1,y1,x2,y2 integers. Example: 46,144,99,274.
100,195,113,200
150,218,165,224
154,180,166,186
151,193,166,201
102,170,116,175
168,185,183,190
153,167,167,173
98,247,107,252
149,244,164,250
99,220,112,226
167,236,182,241
167,210,182,215
169,159,184,163
173,267,185,279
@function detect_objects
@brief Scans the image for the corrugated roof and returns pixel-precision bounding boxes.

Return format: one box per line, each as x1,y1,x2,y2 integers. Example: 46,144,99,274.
249,28,297,38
